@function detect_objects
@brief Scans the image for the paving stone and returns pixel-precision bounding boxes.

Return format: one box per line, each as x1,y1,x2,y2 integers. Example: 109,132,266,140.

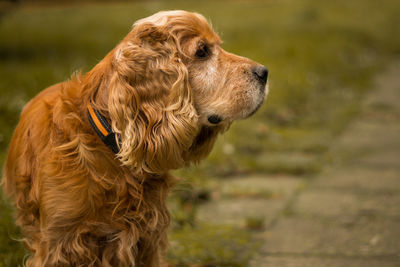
352,148,400,169
367,60,400,111
197,175,302,227
293,190,360,218
259,216,400,256
337,121,400,153
312,168,400,194
360,194,400,218
197,198,284,227
218,175,303,198
293,189,400,220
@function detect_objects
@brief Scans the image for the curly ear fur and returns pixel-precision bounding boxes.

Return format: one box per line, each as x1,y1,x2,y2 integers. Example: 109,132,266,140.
108,24,198,173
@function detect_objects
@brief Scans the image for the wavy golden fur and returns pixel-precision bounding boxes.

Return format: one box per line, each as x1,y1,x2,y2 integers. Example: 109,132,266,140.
2,10,268,266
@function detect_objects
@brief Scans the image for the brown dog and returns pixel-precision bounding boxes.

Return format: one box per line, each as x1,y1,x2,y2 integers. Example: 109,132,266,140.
2,10,268,266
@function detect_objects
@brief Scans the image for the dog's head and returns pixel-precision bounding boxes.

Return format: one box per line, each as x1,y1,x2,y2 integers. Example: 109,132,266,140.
92,10,268,173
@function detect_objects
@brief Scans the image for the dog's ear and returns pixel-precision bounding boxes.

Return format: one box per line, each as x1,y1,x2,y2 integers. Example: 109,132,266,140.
108,23,198,173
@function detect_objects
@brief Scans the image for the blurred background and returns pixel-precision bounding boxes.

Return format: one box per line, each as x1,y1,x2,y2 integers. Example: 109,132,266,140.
0,0,399,266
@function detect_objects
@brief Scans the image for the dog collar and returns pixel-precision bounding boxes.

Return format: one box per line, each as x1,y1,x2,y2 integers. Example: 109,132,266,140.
87,104,119,154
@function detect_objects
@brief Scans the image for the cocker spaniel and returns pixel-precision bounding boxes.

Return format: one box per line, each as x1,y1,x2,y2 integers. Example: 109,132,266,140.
2,10,268,267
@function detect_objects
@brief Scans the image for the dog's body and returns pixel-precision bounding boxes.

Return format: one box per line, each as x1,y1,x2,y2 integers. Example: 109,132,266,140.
2,11,268,266
5,79,173,266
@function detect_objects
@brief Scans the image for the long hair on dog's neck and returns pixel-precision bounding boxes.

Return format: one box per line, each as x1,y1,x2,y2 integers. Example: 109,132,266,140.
81,22,226,175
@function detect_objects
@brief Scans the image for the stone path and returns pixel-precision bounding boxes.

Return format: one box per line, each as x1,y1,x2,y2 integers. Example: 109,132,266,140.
198,61,400,266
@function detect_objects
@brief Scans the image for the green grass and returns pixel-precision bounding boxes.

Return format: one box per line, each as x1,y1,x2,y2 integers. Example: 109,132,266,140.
167,224,258,267
1,0,400,266
0,194,25,267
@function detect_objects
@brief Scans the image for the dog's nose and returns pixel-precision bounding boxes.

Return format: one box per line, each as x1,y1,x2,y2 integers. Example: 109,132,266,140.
252,65,268,85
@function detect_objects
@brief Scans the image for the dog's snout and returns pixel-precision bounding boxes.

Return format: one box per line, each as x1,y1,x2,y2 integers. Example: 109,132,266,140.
252,65,268,85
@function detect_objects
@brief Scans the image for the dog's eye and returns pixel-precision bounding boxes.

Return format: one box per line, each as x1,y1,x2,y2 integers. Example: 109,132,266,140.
195,44,210,59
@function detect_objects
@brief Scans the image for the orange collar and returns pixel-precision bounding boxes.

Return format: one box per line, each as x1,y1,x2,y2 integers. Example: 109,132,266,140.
87,104,119,154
